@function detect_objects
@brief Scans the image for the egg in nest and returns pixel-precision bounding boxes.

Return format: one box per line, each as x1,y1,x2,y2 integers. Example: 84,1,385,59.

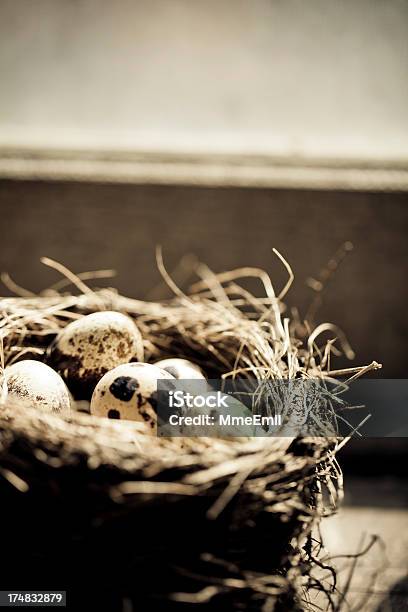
4,360,71,414
154,358,206,380
48,311,144,400
90,362,175,432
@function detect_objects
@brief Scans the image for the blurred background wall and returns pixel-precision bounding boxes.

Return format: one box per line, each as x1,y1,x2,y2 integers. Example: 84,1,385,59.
1,0,408,161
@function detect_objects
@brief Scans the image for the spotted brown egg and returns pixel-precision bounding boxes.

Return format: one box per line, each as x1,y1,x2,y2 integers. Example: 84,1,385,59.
154,358,206,380
48,311,144,400
4,360,71,414
90,362,175,432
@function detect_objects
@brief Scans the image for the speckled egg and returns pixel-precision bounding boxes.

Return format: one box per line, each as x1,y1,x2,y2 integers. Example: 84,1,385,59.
4,360,71,414
48,311,144,400
90,362,175,431
154,358,206,380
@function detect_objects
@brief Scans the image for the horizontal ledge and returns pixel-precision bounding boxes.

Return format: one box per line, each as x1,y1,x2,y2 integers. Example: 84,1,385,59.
1,148,408,191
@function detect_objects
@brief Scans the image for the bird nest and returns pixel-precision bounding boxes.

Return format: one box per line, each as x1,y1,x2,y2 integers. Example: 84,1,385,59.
0,252,379,611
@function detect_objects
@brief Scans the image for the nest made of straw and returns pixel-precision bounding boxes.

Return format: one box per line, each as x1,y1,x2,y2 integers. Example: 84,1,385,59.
0,250,380,611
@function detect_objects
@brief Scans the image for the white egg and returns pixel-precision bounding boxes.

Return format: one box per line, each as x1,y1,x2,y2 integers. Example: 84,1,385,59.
154,358,209,397
49,311,144,399
4,360,71,414
154,358,206,380
73,400,91,414
90,362,175,432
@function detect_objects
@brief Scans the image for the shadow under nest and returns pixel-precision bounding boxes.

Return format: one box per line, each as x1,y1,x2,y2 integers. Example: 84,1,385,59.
0,254,366,611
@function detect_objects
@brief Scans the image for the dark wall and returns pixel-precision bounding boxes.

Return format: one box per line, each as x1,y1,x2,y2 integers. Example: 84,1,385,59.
1,179,407,377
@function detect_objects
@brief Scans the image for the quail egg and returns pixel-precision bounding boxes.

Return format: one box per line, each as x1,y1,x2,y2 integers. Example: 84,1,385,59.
154,358,206,380
48,311,144,399
90,362,175,432
4,360,71,414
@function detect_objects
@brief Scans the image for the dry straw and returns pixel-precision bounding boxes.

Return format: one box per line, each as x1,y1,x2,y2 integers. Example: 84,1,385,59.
0,247,380,611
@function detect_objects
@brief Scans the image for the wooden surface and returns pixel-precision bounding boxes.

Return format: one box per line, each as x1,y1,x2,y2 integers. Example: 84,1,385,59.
320,477,408,611
2,148,408,191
